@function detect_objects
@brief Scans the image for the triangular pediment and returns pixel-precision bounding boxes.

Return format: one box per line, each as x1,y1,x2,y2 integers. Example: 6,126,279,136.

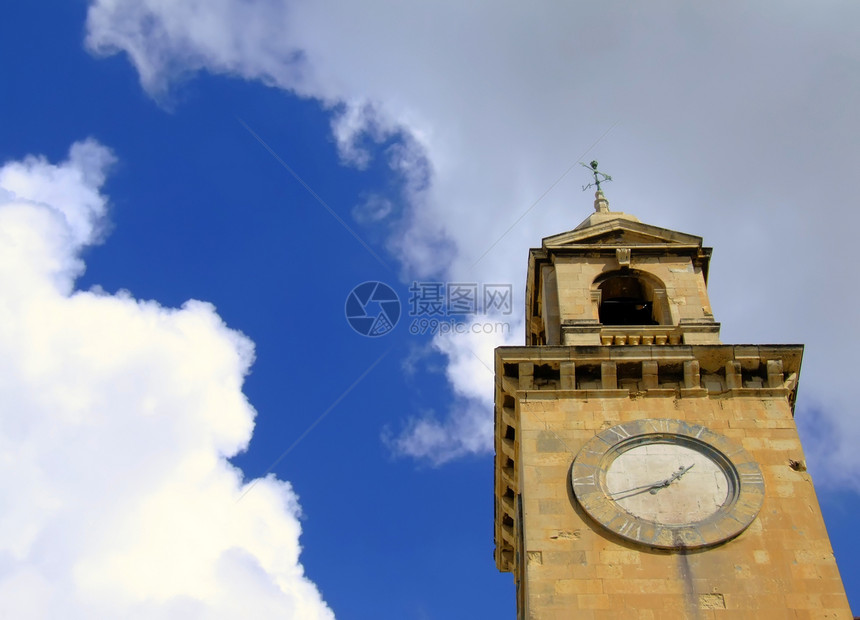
543,216,702,250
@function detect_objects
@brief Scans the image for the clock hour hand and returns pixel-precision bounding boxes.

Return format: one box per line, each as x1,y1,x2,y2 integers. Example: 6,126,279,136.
648,463,694,494
663,463,694,483
672,463,694,479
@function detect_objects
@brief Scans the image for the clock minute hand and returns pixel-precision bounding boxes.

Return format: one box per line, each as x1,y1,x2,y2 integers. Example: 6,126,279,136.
609,464,696,499
609,478,672,498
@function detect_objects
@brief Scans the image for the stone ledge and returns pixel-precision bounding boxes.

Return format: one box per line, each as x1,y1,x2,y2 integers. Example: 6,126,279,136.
523,389,630,400
680,387,709,398
644,388,679,398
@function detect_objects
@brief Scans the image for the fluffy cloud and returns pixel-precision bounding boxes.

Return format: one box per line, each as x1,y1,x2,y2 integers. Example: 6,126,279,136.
84,1,860,487
0,141,333,618
385,316,523,464
351,194,393,224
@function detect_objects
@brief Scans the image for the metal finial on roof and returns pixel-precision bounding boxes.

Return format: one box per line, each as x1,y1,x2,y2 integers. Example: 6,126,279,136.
581,160,612,193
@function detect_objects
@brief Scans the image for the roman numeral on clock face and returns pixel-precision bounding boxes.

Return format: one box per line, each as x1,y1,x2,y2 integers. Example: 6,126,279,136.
646,419,671,433
606,426,631,441
740,472,763,485
572,473,596,487
616,520,642,539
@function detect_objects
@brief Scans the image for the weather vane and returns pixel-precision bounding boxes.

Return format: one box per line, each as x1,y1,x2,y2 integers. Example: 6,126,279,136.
581,160,612,192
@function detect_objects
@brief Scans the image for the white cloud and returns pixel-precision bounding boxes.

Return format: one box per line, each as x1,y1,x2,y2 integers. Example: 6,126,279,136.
352,193,393,224
386,316,522,464
383,401,491,466
84,1,860,488
0,142,333,619
331,101,401,169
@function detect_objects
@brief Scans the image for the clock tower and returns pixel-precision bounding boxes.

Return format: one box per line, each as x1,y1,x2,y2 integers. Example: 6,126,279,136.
493,189,852,618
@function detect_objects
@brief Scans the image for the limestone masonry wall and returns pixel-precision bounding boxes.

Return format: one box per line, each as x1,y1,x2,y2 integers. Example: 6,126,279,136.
493,345,852,619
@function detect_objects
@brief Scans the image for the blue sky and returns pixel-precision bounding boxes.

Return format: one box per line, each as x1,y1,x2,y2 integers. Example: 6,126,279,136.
1,1,858,617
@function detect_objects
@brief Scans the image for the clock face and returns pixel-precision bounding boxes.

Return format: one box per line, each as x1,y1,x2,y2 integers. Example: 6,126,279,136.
571,419,765,549
605,442,729,524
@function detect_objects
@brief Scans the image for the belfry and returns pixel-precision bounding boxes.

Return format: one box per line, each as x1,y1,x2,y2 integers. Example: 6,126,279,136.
493,179,852,618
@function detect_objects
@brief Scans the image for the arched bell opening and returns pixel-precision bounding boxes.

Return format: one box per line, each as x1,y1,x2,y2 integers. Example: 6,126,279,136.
594,271,670,326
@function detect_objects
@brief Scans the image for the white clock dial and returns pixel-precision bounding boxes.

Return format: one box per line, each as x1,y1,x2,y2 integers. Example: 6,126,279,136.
570,419,766,549
605,443,729,524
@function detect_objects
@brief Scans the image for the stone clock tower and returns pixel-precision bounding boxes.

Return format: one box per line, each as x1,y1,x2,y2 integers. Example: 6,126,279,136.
493,190,852,618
